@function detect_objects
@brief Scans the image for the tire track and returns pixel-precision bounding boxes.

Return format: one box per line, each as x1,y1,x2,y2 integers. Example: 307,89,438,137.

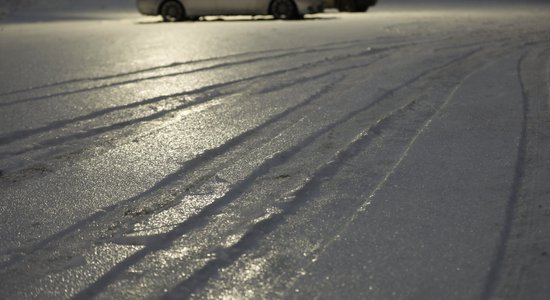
161,101,424,299
480,51,530,300
0,46,402,266
0,44,361,107
484,45,550,300
0,39,367,98
432,36,509,53
0,45,389,147
72,48,483,299
162,48,505,300
0,74,350,271
277,53,510,297
0,45,483,295
0,47,392,161
0,35,453,99
1,46,482,276
0,40,399,108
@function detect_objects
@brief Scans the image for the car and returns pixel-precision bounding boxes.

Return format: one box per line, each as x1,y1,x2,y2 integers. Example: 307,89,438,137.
136,0,325,21
324,0,377,12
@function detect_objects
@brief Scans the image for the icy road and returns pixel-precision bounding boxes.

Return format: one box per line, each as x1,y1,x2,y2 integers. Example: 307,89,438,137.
1,5,550,300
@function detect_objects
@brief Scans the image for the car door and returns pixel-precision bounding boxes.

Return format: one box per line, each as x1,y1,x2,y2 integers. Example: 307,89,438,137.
216,0,261,15
182,0,217,16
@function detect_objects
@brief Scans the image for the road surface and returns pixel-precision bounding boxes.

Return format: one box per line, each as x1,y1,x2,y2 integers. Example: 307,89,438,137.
1,4,549,299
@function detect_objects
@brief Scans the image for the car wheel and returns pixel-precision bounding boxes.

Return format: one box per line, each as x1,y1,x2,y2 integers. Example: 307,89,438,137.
160,0,185,22
270,0,299,20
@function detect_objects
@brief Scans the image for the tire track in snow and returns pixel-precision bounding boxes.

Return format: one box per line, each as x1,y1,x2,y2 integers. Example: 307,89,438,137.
484,45,550,300
0,41,375,107
480,51,530,300
163,48,509,299
275,53,512,298
162,101,426,299
0,47,404,268
72,48,484,299
0,39,372,98
0,38,416,107
0,73,349,271
0,35,451,99
0,47,395,167
0,46,390,148
0,46,482,296
0,45,486,296
432,36,509,53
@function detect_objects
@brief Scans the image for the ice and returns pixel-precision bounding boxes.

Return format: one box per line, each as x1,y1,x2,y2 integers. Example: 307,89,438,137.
1,1,549,299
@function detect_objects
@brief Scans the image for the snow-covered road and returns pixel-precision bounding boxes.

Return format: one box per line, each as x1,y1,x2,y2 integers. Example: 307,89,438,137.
1,4,550,299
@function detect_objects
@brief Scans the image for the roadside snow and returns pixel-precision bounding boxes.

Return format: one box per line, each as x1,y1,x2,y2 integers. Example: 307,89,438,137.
0,0,136,21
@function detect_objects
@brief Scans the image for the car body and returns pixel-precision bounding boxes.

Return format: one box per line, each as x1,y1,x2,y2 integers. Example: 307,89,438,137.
137,0,325,21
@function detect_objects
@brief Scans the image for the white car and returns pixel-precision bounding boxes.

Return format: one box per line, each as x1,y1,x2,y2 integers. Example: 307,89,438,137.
136,0,325,21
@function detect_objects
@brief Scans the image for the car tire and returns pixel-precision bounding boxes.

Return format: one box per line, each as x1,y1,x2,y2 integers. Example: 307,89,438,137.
160,0,186,22
270,0,299,20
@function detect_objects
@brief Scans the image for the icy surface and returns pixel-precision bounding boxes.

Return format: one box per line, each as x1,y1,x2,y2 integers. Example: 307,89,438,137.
1,1,550,299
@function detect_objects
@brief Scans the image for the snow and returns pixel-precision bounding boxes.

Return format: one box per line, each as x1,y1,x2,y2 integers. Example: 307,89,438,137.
1,1,550,299
0,0,134,16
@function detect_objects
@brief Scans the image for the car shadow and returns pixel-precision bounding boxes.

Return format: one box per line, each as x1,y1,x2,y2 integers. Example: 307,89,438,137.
136,15,338,25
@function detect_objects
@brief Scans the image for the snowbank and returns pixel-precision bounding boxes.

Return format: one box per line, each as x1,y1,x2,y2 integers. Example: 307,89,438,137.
0,0,136,21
